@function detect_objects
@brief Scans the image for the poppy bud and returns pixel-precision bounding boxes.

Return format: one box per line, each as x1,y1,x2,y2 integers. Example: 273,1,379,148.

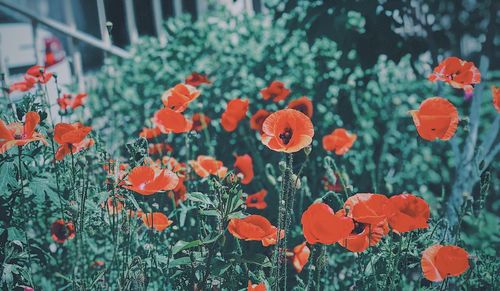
304,145,312,155
279,160,287,172
291,174,301,189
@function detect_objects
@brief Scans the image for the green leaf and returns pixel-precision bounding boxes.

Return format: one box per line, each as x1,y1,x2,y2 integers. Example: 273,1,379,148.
168,256,192,268
200,209,219,217
0,162,18,191
187,192,214,206
241,253,272,267
172,240,202,255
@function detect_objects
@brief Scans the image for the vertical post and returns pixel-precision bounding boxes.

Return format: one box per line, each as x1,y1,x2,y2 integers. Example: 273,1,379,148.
195,0,207,18
63,0,85,92
173,0,183,16
124,0,139,44
31,20,43,65
244,0,254,15
152,0,166,45
96,0,111,46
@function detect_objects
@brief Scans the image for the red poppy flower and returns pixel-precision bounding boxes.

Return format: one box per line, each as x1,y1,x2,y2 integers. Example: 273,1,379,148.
168,177,187,206
260,81,290,102
421,245,469,282
410,97,459,141
54,123,93,160
189,155,228,178
228,215,283,246
185,72,211,87
343,193,393,225
221,98,249,132
287,96,313,118
141,212,173,231
261,109,314,153
247,280,266,291
57,93,88,111
191,113,211,131
336,209,389,253
387,194,430,233
321,175,343,192
139,126,162,139
301,203,354,245
154,108,193,134
9,79,35,93
162,156,186,176
428,57,480,93
50,219,76,243
250,109,272,134
161,83,200,112
123,165,179,195
245,189,267,209
287,242,310,273
148,143,173,155
322,128,357,155
0,111,47,154
492,86,500,113
25,65,53,84
234,154,254,184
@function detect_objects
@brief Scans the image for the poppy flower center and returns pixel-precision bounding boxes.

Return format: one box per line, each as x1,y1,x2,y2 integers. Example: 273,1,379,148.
352,221,365,235
279,128,293,145
53,223,69,240
14,133,24,140
251,198,258,203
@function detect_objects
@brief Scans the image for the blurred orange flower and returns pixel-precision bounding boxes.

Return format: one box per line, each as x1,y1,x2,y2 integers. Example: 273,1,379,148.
322,128,356,155
185,72,211,87
491,86,500,112
57,93,88,111
161,83,200,112
168,177,187,206
421,245,469,282
260,81,290,102
189,155,228,178
250,109,271,134
428,57,480,93
301,203,354,245
9,79,35,93
228,215,283,246
50,219,75,243
0,111,47,154
388,194,430,233
25,65,53,84
287,242,310,273
247,280,266,291
234,154,254,184
287,96,313,118
410,97,458,141
123,165,179,195
261,109,314,153
191,113,211,131
141,212,173,231
245,189,267,209
221,98,249,132
54,122,93,160
148,143,173,155
344,193,393,225
154,108,193,134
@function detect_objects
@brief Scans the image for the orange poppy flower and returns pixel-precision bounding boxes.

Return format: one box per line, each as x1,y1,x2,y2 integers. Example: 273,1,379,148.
185,72,211,87
54,123,93,160
245,189,267,209
168,177,187,206
57,93,88,111
301,203,354,245
148,143,173,155
260,81,290,102
234,154,254,184
50,219,76,243
139,127,162,139
247,280,266,291
9,79,35,93
287,242,310,273
154,108,193,134
221,98,249,132
0,111,47,154
123,165,179,195
492,86,500,112
162,156,186,176
228,215,282,246
322,128,357,155
387,194,430,233
250,109,272,134
191,113,211,131
336,209,389,253
189,155,228,178
428,57,480,93
287,96,313,118
421,245,469,282
410,97,459,141
261,109,314,153
161,83,200,112
25,65,53,84
344,193,393,225
141,212,173,231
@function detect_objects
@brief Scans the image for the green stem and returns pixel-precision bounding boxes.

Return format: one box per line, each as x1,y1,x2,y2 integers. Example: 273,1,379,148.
18,147,34,287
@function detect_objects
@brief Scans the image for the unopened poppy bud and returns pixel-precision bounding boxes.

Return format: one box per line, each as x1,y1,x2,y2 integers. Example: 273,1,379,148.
279,161,286,172
291,174,301,189
304,145,312,155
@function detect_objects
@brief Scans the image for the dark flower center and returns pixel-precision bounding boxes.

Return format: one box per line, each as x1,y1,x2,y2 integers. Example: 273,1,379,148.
279,128,293,145
250,198,258,203
352,221,365,235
